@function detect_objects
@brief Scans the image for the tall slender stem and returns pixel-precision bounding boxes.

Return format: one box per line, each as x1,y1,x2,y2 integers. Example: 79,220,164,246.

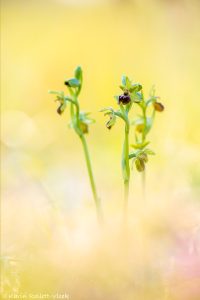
141,102,147,200
70,95,103,224
123,122,130,221
80,134,103,223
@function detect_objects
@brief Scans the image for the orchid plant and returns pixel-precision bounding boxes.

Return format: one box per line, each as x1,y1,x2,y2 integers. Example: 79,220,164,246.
101,76,164,219
49,66,103,223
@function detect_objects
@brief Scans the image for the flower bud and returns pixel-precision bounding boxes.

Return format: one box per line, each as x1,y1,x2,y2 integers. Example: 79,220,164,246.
136,124,145,133
80,122,88,134
135,158,145,172
153,102,164,112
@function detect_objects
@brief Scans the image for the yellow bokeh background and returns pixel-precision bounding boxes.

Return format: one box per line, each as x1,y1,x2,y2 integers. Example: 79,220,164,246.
1,0,200,299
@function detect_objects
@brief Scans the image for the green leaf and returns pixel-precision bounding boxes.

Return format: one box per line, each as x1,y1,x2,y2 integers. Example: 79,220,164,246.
64,78,80,87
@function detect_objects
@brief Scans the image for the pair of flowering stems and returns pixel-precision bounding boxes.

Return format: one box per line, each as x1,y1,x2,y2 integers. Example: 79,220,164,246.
49,66,164,223
102,76,164,220
49,66,103,224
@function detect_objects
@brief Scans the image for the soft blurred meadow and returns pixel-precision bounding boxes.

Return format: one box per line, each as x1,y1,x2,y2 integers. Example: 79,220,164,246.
1,0,200,299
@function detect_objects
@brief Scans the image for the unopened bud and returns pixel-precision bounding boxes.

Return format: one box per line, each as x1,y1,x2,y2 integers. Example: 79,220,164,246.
153,102,164,112
136,124,145,133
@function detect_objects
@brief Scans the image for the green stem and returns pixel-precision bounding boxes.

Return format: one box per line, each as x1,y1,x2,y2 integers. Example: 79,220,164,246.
70,96,102,223
142,106,147,142
123,122,130,220
80,134,103,223
141,100,147,199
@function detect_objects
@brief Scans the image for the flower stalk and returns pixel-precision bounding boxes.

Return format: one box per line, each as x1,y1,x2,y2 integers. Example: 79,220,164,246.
123,122,130,218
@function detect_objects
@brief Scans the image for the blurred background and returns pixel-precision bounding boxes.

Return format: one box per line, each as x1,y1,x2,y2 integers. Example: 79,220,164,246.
1,0,200,299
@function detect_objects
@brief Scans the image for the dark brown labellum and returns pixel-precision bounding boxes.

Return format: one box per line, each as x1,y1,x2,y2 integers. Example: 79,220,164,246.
118,94,131,105
57,105,63,115
153,102,164,112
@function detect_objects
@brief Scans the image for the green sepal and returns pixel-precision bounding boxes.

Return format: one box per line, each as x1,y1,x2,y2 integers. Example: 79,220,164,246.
143,148,155,155
48,90,64,97
100,107,114,113
79,111,95,125
130,91,142,103
119,85,126,92
121,75,127,87
131,141,150,149
121,76,132,89
129,83,142,93
114,95,119,103
74,66,82,82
